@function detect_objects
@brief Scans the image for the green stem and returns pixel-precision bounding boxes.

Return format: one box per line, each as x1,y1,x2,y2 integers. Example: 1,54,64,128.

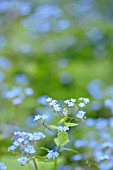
54,158,57,170
57,112,63,118
32,158,38,170
42,122,57,132
54,145,61,170
58,145,61,153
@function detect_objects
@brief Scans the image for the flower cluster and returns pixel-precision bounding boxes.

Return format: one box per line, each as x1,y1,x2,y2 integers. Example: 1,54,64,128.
17,157,30,165
8,131,46,165
75,98,90,119
0,162,7,170
64,98,76,107
73,117,113,170
46,150,59,159
98,155,109,162
2,86,34,105
7,96,90,169
79,97,90,104
33,115,48,122
78,98,89,108
62,107,69,115
76,111,86,119
46,97,89,120
46,98,61,112
58,126,69,132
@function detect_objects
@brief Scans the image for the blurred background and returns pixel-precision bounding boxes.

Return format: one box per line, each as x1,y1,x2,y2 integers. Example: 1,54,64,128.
0,0,113,170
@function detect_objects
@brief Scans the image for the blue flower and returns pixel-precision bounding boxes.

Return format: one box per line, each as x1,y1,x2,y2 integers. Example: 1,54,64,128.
79,97,90,104
24,145,36,154
58,126,69,132
46,150,59,159
17,157,29,165
0,162,7,170
76,111,86,119
78,103,85,108
8,131,46,155
64,99,75,107
8,145,17,151
33,115,48,121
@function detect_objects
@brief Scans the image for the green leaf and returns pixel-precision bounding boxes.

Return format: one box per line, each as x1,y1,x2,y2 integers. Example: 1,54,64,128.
64,122,78,127
49,125,58,129
36,156,53,162
54,132,69,147
58,118,64,124
39,147,49,151
36,156,47,162
62,147,79,154
54,138,59,146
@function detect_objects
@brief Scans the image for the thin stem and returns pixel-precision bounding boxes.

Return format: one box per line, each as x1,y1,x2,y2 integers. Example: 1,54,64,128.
32,158,38,170
62,147,79,154
57,112,63,118
68,116,77,122
54,158,57,170
76,107,81,113
67,107,81,122
62,147,98,167
54,145,61,170
42,122,57,132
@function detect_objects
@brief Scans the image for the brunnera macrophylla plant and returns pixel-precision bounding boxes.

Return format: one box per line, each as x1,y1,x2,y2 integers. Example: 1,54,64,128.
8,97,90,170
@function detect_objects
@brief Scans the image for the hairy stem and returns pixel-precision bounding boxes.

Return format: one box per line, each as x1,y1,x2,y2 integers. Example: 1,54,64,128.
32,158,38,170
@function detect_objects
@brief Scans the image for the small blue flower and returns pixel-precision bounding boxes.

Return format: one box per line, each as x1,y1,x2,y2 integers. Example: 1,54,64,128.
58,126,69,132
17,157,29,165
24,145,36,154
33,115,48,121
76,111,86,119
8,145,17,151
98,155,109,162
8,131,46,156
24,87,34,95
12,97,23,105
79,97,90,104
46,150,59,159
13,140,21,147
64,99,75,107
53,104,61,112
46,97,52,103
78,103,85,108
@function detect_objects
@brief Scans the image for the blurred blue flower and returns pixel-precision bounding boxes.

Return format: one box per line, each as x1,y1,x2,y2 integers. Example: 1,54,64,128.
24,87,34,95
14,74,29,85
87,79,103,99
57,58,68,68
71,154,83,161
37,95,48,105
59,72,73,85
0,72,5,82
0,162,7,170
0,56,12,70
74,139,87,148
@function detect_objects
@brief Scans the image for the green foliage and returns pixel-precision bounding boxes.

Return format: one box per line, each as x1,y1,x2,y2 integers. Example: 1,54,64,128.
49,125,58,129
64,122,78,127
54,132,69,147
